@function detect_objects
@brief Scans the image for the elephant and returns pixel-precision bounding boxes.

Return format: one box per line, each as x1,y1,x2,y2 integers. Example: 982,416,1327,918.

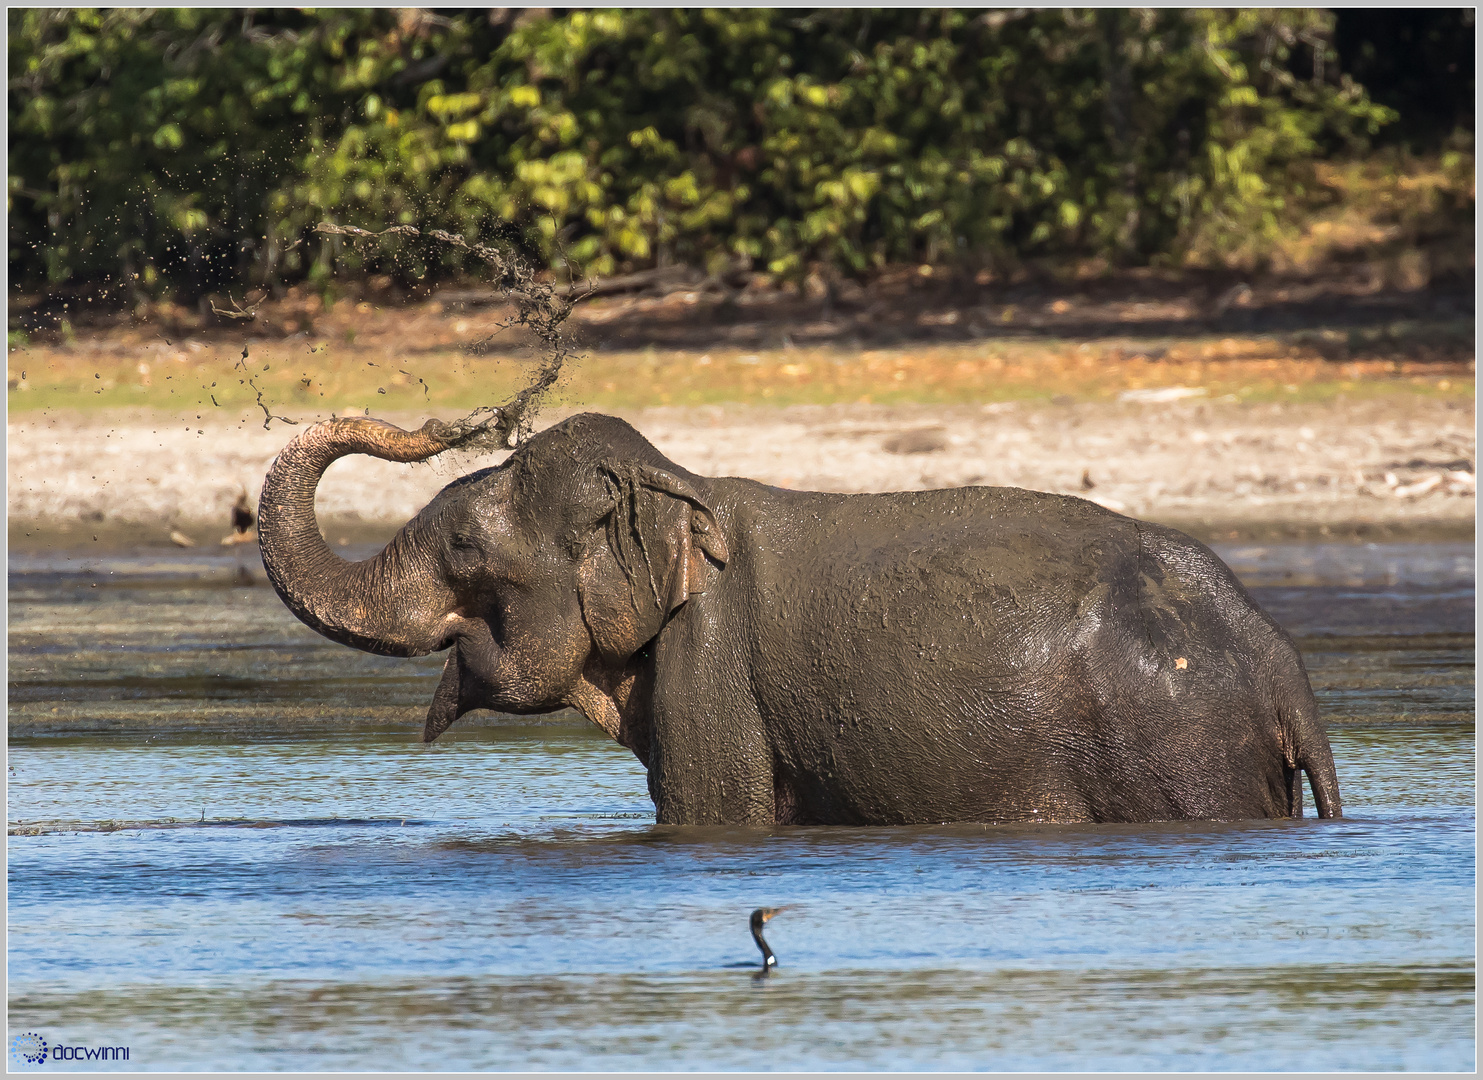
258,411,1342,826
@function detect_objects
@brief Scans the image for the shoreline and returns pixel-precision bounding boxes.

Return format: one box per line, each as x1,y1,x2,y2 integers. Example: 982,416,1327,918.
8,515,1473,554
9,397,1475,550
10,712,1470,741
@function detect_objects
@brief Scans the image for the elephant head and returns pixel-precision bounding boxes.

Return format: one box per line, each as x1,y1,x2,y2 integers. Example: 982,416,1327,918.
257,413,728,752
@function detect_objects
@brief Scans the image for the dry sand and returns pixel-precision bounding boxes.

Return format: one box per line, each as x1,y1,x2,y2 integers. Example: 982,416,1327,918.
8,395,1474,547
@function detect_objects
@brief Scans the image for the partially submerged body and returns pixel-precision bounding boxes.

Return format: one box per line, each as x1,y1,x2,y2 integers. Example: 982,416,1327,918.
638,481,1338,824
258,413,1341,826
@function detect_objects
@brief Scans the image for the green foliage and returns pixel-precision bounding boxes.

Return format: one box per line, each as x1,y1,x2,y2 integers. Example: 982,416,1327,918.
8,8,455,292
10,8,1409,295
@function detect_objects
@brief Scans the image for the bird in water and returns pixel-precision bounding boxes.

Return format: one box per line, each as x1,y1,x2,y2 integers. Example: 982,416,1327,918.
221,489,256,546
750,907,787,972
222,488,258,584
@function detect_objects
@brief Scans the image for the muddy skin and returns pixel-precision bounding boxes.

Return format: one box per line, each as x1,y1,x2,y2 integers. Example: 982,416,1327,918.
258,412,1342,826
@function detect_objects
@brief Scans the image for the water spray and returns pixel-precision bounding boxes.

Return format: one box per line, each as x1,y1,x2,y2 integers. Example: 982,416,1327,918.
311,221,587,454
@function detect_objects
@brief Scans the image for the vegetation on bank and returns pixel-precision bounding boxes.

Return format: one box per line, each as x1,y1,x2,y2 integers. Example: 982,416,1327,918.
9,8,1473,306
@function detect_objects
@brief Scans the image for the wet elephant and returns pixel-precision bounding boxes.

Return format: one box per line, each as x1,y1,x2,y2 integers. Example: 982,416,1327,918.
258,412,1342,826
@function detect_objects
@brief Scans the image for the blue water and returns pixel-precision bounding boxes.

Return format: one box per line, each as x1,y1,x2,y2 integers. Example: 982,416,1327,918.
7,541,1475,1070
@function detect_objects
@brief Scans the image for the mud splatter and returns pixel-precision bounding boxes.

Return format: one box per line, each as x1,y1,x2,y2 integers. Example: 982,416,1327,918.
314,222,584,453
235,343,297,429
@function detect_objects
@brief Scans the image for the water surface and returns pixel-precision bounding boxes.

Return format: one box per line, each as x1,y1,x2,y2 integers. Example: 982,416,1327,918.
8,541,1475,1070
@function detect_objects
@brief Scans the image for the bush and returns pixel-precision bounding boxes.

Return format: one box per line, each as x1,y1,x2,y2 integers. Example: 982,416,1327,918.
8,8,1434,296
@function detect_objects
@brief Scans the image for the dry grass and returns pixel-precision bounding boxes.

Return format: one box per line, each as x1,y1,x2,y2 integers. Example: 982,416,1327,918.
7,332,1473,420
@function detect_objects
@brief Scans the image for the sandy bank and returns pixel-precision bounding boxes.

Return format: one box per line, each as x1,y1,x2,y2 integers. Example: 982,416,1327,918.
8,396,1474,548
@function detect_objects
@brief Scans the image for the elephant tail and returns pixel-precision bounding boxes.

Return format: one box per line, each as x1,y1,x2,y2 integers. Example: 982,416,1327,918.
1284,684,1342,819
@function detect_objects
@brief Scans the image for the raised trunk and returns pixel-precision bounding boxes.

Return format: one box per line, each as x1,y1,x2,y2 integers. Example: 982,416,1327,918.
258,417,462,657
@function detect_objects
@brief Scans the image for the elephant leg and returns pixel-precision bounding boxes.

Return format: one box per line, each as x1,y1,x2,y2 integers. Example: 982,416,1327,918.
644,600,776,825
647,701,774,826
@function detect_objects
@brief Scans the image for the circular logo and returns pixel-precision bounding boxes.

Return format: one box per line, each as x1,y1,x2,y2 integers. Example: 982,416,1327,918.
10,1032,48,1066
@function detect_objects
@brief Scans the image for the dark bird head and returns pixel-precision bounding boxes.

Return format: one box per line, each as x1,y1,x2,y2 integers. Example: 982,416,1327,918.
750,907,786,932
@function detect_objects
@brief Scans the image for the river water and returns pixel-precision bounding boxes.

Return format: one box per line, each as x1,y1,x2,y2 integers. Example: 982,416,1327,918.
7,540,1475,1071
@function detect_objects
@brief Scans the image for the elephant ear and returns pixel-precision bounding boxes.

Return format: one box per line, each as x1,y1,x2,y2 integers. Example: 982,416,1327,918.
577,465,728,661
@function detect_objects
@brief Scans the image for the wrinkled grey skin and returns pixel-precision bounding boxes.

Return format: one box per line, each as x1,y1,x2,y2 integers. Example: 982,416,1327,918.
259,412,1342,826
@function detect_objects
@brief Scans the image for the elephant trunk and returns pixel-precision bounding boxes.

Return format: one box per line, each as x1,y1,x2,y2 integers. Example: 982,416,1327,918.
258,416,464,658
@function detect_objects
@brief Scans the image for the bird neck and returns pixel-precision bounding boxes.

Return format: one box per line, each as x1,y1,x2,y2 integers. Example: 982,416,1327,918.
751,925,776,967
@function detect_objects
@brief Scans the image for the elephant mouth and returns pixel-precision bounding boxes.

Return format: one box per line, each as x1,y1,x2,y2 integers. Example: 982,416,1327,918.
420,612,579,742
439,609,472,644
421,617,501,741
422,644,471,743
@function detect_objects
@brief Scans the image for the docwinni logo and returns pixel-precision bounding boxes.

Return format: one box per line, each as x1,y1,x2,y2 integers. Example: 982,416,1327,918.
10,1033,130,1066
11,1033,48,1066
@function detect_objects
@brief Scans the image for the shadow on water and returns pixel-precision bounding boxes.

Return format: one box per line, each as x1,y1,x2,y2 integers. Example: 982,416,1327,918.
7,540,1475,1070
8,817,432,836
1216,541,1475,728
